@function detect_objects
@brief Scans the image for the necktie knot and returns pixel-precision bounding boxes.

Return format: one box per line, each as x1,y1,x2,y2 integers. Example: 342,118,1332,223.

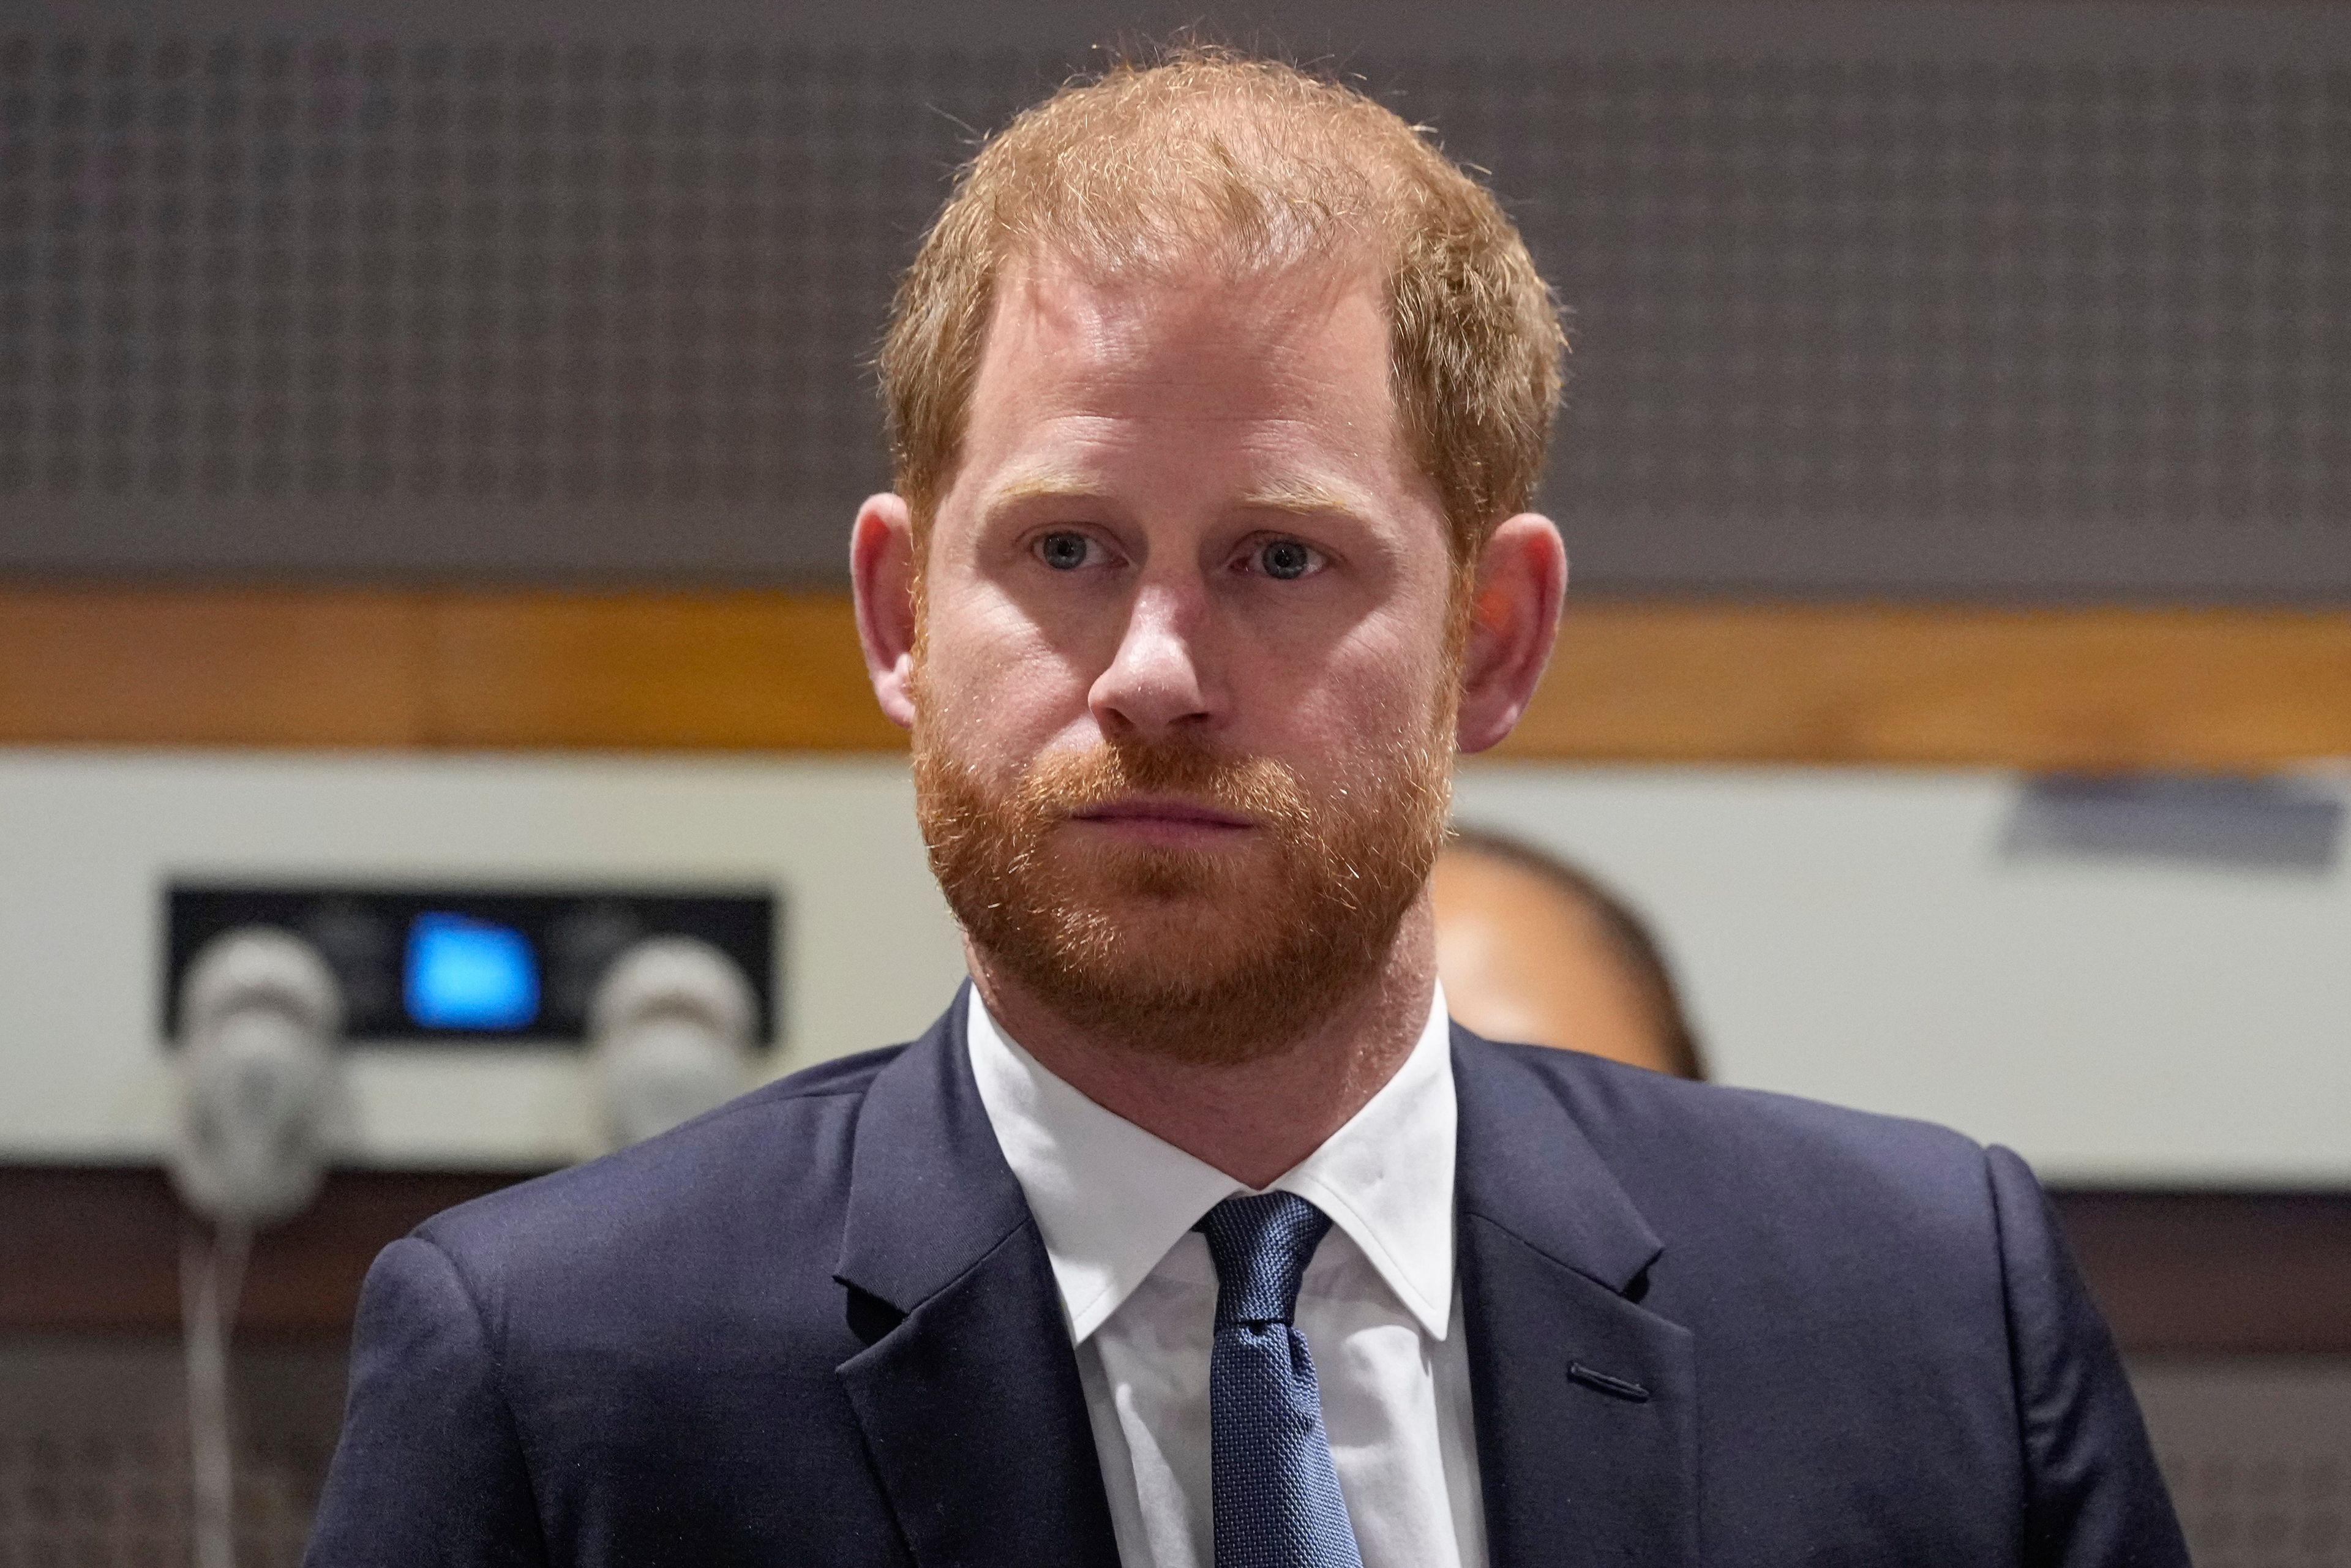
1194,1191,1363,1566
1194,1191,1333,1327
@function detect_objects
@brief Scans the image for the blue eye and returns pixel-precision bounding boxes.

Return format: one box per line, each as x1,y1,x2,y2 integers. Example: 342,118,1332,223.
1037,531,1092,570
1258,538,1316,580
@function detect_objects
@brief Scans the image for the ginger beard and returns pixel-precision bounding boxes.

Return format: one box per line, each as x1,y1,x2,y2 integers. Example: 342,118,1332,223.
912,636,1460,1066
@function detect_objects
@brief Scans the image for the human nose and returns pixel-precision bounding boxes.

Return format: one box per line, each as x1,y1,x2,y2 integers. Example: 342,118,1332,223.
1089,580,1221,740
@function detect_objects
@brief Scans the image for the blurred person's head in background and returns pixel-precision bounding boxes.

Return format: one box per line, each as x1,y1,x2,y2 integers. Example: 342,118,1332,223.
1433,826,1706,1079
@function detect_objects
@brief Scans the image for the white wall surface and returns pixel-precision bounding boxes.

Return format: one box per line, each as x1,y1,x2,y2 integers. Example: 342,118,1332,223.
0,750,2343,1185
0,751,968,1167
1452,763,2351,1188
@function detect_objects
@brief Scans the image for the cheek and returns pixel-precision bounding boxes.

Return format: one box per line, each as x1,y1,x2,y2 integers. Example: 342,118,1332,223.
918,594,1097,755
1242,626,1452,777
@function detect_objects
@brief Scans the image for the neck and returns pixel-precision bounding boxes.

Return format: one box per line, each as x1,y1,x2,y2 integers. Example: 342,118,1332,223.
968,896,1439,1190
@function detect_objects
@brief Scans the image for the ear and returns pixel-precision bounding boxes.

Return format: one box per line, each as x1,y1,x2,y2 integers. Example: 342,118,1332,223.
850,492,921,731
1455,512,1567,754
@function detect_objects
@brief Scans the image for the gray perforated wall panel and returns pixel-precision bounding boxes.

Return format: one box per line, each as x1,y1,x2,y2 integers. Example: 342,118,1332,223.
1,1341,2344,1564
0,1339,340,1568
2,1,2346,598
2136,1357,2351,1566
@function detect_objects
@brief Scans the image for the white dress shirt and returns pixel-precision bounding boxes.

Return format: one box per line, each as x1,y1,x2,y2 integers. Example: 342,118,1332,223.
966,985,1487,1568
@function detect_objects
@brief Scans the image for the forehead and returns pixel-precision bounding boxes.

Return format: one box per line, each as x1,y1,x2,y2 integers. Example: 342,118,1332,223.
943,249,1425,513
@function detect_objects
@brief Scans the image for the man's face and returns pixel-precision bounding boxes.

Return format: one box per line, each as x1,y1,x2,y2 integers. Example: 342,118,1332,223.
908,251,1462,1060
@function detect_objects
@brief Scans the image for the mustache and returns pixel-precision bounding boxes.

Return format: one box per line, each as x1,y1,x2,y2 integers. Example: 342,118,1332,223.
1014,737,1314,828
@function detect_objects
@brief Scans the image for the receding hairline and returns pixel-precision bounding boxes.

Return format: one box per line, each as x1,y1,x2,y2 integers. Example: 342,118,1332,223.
880,45,1567,568
973,59,1425,273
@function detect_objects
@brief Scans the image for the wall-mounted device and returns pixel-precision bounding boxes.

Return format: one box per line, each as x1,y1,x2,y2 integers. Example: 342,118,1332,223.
167,925,354,1568
1,755,959,1169
587,936,760,1152
165,884,779,1053
168,926,348,1230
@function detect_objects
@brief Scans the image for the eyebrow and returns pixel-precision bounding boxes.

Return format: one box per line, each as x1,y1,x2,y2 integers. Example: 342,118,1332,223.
983,467,1374,520
987,467,1100,510
1232,476,1373,518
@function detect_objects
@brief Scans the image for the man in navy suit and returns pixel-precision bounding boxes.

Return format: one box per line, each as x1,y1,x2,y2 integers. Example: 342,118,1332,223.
306,48,2186,1568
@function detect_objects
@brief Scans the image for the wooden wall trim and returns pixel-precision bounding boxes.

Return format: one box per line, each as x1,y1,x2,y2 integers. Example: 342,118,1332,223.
3,1166,2343,1352
2049,1190,2351,1356
4,583,2348,768
1521,601,2351,770
0,1165,528,1338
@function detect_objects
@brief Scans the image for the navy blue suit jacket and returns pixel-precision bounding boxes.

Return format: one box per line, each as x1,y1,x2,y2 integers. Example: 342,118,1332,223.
304,994,2187,1566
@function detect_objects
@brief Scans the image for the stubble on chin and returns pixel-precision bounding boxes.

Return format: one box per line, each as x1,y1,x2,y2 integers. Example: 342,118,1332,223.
912,716,1453,1066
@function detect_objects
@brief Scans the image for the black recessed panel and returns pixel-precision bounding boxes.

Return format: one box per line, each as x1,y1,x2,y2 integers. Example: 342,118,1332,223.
163,882,779,1047
2001,776,2345,876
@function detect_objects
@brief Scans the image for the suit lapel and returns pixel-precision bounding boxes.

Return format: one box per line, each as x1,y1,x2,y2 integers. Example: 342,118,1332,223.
1453,1028,1703,1568
833,991,1121,1568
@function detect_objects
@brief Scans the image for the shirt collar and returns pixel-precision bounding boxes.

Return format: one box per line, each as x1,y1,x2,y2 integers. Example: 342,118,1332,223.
966,983,1458,1344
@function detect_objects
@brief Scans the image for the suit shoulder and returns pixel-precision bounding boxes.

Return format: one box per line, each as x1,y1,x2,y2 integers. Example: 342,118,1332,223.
1461,1030,1984,1155
410,1041,907,1287
760,1040,906,1101
1455,1032,2029,1364
1458,1032,1998,1236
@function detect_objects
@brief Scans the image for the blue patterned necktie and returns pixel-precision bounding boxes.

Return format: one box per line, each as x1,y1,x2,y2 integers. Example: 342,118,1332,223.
1193,1193,1366,1568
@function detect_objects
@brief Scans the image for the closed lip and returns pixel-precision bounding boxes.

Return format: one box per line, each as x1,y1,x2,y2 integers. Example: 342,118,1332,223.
1068,796,1254,830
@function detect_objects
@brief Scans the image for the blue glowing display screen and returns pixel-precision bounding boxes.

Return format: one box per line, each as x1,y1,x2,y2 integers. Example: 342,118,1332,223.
404,912,541,1031
168,885,773,1046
